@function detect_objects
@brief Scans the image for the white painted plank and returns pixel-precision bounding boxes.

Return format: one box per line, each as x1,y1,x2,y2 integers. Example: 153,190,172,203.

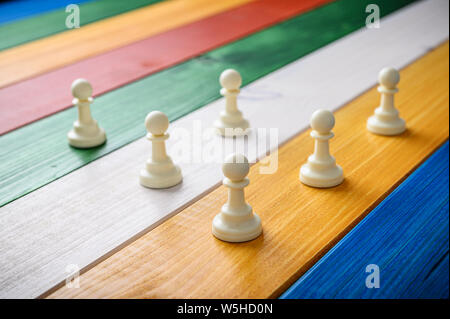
0,0,448,299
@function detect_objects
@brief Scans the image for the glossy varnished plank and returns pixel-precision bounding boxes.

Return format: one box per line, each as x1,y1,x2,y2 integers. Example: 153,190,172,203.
0,1,447,298
0,0,255,88
282,142,449,299
0,0,332,135
49,42,449,299
0,0,162,51
0,0,421,207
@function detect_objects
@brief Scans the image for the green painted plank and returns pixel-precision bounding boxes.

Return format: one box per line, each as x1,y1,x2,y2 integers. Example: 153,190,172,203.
0,0,164,51
0,0,416,207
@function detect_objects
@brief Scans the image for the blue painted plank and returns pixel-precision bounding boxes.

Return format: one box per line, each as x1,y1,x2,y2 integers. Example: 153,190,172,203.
0,0,92,26
281,141,449,299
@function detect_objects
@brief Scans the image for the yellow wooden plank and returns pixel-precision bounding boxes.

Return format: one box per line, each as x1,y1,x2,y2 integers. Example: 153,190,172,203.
0,0,255,88
49,42,449,299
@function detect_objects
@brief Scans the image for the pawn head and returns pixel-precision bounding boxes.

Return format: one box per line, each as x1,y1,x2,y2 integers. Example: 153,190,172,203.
220,69,242,91
145,111,169,136
378,67,400,89
222,153,249,182
71,78,93,100
310,109,335,134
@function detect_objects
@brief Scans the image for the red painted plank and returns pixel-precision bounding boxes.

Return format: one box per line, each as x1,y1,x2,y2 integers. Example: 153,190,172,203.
0,0,332,135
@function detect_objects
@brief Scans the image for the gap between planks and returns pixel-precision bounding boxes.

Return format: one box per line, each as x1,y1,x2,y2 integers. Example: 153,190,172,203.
49,42,449,298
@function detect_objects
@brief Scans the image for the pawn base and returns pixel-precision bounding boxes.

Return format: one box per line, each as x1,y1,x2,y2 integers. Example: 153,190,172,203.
140,165,182,189
367,116,406,136
300,164,343,188
212,213,262,243
67,128,106,149
214,119,250,137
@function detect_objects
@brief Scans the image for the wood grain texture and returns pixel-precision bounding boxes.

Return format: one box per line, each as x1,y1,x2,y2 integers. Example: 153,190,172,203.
0,0,164,50
0,0,255,88
0,0,92,26
0,0,420,207
0,0,332,135
281,142,449,299
49,42,449,299
1,1,447,298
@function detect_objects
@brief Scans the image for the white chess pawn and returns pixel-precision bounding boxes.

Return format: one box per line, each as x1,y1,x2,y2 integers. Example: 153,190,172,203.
300,109,343,188
212,153,262,243
367,67,406,135
67,79,106,148
214,69,250,137
140,111,182,189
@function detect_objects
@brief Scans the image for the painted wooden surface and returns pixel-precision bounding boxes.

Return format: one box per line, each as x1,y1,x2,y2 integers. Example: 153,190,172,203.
0,0,92,26
0,0,332,135
0,0,256,88
50,42,449,299
0,0,420,207
0,1,447,298
0,0,163,50
281,142,449,299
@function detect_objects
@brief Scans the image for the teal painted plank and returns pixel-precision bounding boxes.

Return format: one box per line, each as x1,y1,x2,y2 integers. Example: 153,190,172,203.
0,0,93,26
0,0,164,51
0,0,416,207
281,141,449,299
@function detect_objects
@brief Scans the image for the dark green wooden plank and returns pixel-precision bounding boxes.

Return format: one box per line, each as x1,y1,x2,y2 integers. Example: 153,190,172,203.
0,0,416,207
0,0,164,51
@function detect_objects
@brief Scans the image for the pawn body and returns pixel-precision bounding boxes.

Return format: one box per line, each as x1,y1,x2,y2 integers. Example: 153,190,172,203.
212,154,262,243
214,69,249,137
140,111,182,189
68,79,106,148
300,109,343,188
367,67,406,136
